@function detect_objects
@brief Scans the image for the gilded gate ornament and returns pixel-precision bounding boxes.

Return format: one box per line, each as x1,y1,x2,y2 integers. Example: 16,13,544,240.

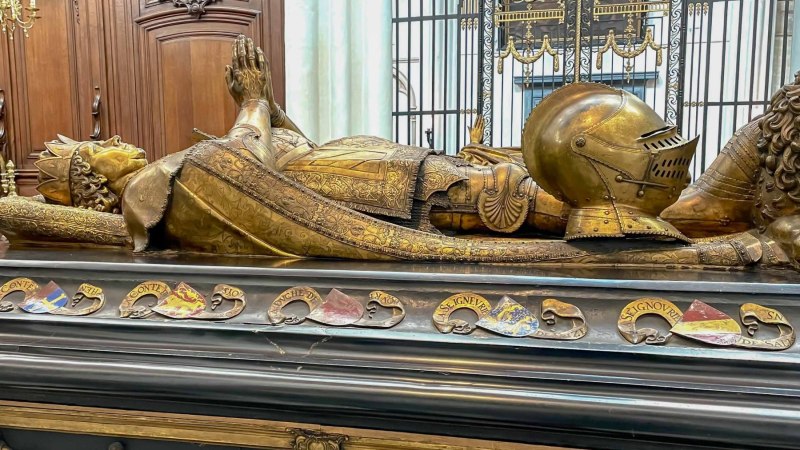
433,293,587,340
593,0,668,82
269,287,406,329
493,1,564,74
0,278,105,316
120,282,246,320
617,298,795,350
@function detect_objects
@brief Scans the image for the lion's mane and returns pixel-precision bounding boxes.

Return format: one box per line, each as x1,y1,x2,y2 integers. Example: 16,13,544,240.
757,71,800,226
69,152,120,214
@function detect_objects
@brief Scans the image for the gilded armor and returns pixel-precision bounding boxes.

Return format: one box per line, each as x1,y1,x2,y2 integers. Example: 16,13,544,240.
660,121,761,237
523,83,697,242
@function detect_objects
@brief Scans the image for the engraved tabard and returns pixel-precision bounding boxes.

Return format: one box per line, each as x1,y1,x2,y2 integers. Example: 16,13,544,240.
283,136,433,219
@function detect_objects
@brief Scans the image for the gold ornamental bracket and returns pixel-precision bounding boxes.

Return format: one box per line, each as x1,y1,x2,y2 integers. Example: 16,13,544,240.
167,0,217,16
493,1,565,27
290,429,348,450
593,0,670,19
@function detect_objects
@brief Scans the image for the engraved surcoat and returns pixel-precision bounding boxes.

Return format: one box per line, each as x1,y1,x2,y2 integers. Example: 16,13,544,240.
122,129,467,253
119,130,594,262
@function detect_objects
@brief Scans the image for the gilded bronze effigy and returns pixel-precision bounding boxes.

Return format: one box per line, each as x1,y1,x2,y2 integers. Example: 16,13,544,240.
0,36,800,272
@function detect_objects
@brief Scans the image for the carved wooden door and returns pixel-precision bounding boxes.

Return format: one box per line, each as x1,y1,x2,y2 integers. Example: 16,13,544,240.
107,0,285,160
0,0,107,195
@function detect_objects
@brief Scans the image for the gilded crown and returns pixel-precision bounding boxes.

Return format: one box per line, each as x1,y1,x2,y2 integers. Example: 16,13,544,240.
34,136,79,206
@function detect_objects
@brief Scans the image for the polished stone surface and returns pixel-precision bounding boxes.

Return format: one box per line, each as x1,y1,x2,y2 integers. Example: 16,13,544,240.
0,245,798,449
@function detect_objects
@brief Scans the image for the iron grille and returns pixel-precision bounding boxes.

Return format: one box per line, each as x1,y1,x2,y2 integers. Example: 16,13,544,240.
392,0,796,181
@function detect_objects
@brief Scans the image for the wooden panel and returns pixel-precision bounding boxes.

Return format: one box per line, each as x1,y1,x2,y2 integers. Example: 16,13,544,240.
9,1,81,170
105,0,285,160
140,16,257,158
0,0,285,194
0,0,106,195
161,37,239,154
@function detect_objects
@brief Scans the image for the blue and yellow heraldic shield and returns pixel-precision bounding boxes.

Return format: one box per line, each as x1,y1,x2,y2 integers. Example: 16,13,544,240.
19,281,69,314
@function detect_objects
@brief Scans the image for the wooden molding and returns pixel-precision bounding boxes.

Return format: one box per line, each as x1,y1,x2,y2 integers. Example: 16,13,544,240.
0,401,572,450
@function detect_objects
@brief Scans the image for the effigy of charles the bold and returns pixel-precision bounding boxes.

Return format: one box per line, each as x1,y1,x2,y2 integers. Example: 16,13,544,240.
0,35,798,269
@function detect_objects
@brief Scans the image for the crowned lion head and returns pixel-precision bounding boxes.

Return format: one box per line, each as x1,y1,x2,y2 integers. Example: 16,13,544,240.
35,135,147,213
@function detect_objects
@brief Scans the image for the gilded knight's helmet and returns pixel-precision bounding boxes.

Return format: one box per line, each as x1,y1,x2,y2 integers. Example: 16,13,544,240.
522,83,697,243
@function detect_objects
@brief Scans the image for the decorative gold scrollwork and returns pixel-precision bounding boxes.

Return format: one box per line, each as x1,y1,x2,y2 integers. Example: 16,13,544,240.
290,429,348,450
0,277,38,312
433,292,493,334
596,28,662,82
353,291,406,328
120,281,246,320
618,297,683,344
618,298,796,351
736,303,796,350
434,293,588,340
531,298,588,340
0,278,105,316
270,287,406,329
169,0,217,16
